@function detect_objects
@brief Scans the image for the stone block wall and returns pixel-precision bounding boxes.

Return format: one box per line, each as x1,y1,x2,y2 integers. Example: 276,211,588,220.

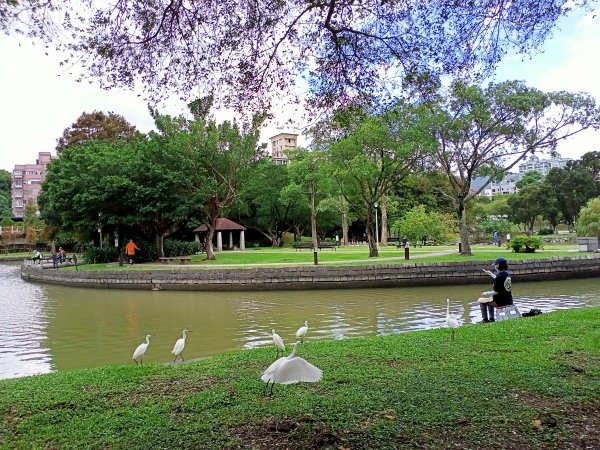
19,255,600,291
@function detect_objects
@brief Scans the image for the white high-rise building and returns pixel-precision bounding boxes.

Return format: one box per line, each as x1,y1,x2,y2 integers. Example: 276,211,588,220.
518,153,571,176
269,133,298,165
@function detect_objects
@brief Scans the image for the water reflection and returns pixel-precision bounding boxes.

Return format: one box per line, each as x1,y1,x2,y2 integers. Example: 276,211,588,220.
0,264,54,378
1,262,599,379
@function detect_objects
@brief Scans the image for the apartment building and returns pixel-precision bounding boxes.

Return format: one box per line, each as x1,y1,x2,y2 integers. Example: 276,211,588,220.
11,151,54,218
518,153,571,176
269,133,298,165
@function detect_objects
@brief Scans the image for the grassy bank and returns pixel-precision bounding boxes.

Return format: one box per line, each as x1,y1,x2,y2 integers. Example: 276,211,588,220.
44,243,585,271
1,307,598,449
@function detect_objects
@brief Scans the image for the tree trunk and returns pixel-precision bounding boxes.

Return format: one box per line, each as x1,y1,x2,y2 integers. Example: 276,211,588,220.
204,197,220,260
154,233,164,258
458,202,472,255
342,211,349,246
380,197,388,246
205,227,215,260
367,209,379,257
310,187,318,248
294,226,302,242
339,194,349,246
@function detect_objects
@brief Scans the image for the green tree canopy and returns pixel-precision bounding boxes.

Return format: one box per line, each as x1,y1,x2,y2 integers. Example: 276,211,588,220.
575,196,600,237
2,1,593,111
316,103,436,257
422,79,600,254
56,111,138,154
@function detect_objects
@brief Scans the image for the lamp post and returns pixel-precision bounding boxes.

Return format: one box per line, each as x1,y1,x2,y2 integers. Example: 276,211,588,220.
98,213,103,249
374,202,379,253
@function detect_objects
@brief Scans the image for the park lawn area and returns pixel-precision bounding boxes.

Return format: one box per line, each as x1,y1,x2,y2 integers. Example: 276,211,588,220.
1,307,598,449
52,244,584,271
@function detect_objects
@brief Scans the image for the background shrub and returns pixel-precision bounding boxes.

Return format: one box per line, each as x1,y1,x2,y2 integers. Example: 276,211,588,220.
507,235,543,253
82,246,119,264
536,227,554,236
163,239,204,257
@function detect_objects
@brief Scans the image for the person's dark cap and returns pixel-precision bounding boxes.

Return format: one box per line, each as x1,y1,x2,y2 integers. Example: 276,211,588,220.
493,257,507,266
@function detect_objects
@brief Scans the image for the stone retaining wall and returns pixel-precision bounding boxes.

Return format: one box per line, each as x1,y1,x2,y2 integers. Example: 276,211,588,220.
19,255,600,291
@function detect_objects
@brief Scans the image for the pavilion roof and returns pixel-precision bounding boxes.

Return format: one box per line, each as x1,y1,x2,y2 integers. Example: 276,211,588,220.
193,218,246,232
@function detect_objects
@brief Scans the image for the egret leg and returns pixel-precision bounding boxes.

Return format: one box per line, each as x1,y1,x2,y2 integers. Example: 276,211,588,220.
451,329,455,341
269,382,275,396
133,359,138,365
181,353,185,362
263,380,271,395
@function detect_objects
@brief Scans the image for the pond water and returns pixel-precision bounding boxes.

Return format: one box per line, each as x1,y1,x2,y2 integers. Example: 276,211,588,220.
1,262,599,379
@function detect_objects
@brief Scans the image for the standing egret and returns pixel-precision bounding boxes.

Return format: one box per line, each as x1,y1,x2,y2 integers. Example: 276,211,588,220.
446,299,461,340
132,334,154,365
295,320,309,343
261,342,322,395
271,329,285,358
172,329,192,362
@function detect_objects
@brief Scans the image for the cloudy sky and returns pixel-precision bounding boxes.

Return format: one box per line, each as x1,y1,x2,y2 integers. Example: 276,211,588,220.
1,9,599,173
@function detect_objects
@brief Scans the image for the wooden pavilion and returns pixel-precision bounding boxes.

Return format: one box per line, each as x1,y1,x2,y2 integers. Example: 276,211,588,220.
193,218,247,251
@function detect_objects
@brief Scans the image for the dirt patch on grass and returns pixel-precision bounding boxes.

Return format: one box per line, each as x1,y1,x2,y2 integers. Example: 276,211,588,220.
227,417,340,449
128,377,217,404
517,392,600,449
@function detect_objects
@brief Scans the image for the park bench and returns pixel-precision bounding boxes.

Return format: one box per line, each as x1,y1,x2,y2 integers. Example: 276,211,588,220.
39,255,78,269
317,242,337,251
293,242,314,251
158,256,192,264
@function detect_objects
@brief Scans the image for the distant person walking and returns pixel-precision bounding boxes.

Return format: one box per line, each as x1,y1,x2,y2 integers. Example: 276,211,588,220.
506,232,511,244
493,231,499,246
125,239,140,265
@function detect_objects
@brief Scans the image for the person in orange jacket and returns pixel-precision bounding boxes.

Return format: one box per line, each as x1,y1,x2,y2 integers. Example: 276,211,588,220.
125,239,140,265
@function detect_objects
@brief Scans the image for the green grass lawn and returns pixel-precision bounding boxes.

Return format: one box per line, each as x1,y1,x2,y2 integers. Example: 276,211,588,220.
49,243,585,271
1,307,598,449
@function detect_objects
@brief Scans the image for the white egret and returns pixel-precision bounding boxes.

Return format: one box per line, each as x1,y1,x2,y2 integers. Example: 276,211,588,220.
132,334,154,365
261,342,322,395
271,329,285,358
295,320,309,343
172,329,192,362
446,299,461,340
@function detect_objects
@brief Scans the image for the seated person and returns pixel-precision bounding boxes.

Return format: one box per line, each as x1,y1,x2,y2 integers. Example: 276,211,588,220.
32,250,43,264
58,247,67,263
480,257,513,322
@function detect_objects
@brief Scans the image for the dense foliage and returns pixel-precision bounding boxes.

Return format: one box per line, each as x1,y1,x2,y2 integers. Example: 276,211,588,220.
419,80,599,254
55,111,138,154
2,1,595,112
39,103,264,260
0,169,11,218
507,235,544,253
575,196,600,237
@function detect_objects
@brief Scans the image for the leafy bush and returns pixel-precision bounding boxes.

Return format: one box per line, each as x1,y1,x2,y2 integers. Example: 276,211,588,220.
507,235,543,253
82,246,120,264
575,196,600,237
133,241,158,263
163,239,204,257
537,227,554,236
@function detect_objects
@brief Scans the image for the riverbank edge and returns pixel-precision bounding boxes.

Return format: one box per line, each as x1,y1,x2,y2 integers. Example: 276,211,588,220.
19,254,600,291
1,307,598,449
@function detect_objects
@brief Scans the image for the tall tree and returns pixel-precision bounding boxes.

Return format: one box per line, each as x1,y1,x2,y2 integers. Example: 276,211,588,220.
543,166,600,231
56,111,138,154
2,1,595,111
285,148,335,249
233,159,306,247
317,103,435,257
425,80,600,255
151,101,266,260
